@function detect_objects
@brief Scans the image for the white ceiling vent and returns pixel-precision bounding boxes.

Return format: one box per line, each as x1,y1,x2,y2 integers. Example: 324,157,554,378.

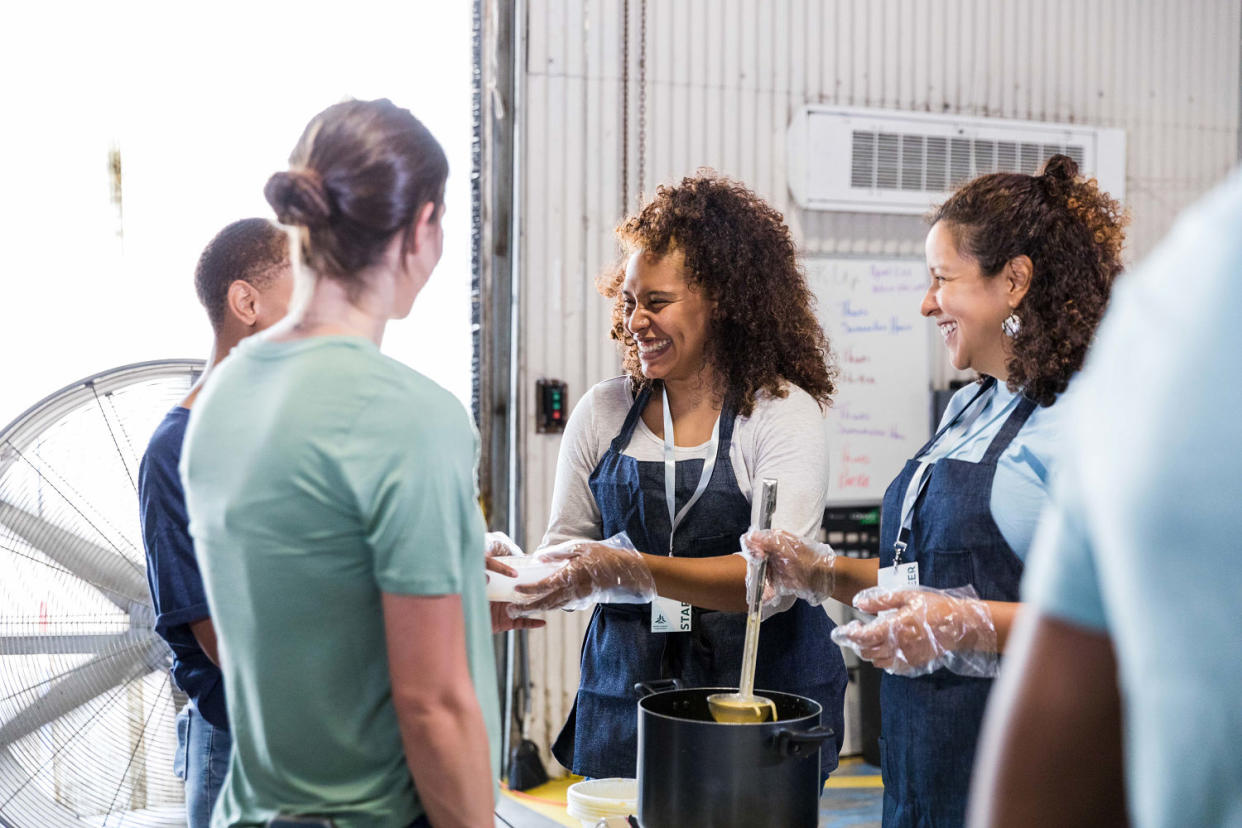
788,106,1126,214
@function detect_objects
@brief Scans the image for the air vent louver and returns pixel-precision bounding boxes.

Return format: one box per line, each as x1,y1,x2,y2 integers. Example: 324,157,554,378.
790,106,1125,214
852,129,1088,192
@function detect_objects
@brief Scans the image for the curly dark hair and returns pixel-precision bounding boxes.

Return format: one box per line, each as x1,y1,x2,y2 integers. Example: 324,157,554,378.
194,218,288,332
930,154,1128,406
597,172,836,416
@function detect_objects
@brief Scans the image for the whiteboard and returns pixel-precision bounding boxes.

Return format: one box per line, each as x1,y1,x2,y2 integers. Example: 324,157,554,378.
804,258,933,505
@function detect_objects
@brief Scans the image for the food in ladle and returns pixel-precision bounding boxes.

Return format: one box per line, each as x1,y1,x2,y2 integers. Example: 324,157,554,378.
707,692,778,723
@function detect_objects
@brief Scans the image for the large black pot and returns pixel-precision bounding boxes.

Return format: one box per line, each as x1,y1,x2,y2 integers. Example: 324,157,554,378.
635,680,834,828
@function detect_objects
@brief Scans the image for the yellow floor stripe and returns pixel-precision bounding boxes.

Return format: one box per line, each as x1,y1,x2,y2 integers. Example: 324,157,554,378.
508,774,580,802
823,756,885,789
823,775,885,789
501,776,581,827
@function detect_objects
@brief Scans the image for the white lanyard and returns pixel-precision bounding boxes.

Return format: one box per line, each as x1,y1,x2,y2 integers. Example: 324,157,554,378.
894,382,995,565
662,385,722,556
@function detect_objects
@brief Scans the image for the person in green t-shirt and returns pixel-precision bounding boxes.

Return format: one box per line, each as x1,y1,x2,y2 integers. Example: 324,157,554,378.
182,98,498,828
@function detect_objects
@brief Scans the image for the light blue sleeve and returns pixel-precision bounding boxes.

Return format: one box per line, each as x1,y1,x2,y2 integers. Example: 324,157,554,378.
1021,464,1109,631
989,400,1063,560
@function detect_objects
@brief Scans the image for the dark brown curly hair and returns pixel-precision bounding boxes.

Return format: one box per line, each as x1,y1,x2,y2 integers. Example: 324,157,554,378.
597,172,836,416
930,154,1128,406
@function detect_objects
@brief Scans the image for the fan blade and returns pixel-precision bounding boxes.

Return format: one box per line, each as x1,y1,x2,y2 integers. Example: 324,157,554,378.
0,633,143,656
0,498,149,611
0,633,166,747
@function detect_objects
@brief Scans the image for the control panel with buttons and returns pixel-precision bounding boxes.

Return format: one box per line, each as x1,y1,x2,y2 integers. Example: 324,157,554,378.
536,379,568,433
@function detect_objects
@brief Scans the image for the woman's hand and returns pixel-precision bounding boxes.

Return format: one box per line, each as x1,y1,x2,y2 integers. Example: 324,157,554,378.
510,533,655,614
484,531,522,577
483,531,545,631
490,602,545,632
740,529,837,606
831,585,998,677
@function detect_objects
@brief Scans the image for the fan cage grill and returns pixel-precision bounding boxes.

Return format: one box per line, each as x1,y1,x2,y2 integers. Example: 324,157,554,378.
1,361,201,827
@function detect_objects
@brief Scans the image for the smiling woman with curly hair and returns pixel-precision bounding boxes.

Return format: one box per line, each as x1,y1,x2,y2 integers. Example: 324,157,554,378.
741,154,1129,828
514,172,848,784
929,153,1127,406
600,174,837,415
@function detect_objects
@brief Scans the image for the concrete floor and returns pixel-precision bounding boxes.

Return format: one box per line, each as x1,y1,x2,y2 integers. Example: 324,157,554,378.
820,757,883,827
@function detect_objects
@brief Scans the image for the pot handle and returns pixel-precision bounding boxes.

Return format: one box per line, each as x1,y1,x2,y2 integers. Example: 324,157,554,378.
633,678,683,698
774,725,836,759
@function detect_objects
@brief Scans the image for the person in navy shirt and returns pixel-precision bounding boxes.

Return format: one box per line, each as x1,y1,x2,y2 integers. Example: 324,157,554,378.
139,217,292,828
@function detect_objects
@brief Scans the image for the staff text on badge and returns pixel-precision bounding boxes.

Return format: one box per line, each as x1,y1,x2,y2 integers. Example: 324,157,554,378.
651,596,692,632
878,561,920,592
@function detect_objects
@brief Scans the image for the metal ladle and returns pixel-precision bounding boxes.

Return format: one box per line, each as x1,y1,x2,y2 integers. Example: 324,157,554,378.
708,479,779,724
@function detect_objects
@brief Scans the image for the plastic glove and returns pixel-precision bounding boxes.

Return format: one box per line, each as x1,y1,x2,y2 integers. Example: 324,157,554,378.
830,585,998,678
509,532,654,615
483,531,545,632
484,531,524,578
739,529,837,607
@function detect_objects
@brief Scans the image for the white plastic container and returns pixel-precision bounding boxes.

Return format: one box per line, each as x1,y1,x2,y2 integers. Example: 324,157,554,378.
484,556,567,603
566,777,638,827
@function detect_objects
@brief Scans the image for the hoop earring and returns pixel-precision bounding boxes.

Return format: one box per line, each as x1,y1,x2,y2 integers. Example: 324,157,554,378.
1002,313,1021,337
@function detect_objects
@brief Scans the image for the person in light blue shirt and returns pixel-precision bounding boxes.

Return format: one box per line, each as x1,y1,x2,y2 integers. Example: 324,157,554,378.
916,378,1068,558
968,169,1242,828
745,154,1129,827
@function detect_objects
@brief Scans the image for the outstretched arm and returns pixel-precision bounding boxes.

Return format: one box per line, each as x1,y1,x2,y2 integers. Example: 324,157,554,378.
967,610,1126,828
643,552,750,612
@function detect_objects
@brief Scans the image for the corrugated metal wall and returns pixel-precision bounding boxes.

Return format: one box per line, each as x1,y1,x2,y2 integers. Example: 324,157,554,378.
513,0,1241,769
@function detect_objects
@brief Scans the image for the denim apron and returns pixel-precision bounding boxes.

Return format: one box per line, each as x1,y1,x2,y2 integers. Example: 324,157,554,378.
552,384,848,780
876,378,1037,827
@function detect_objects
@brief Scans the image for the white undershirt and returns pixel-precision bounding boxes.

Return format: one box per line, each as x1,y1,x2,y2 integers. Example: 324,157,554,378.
539,376,832,549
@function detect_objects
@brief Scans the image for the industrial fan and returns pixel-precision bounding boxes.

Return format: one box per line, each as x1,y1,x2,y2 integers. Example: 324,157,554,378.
0,360,203,827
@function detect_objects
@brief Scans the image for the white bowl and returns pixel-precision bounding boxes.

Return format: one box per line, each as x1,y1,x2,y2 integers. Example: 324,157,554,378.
566,777,638,826
485,556,568,602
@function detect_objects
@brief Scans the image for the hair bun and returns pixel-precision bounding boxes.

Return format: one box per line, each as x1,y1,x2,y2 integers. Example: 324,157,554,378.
264,168,331,228
1040,154,1079,185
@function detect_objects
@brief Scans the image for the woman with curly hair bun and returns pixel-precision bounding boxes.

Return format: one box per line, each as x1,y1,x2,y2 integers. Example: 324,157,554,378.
744,154,1128,827
513,173,848,780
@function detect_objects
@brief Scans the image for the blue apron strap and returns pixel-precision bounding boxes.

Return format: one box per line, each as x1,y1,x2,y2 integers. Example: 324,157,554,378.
609,383,653,454
712,400,738,473
914,377,997,459
715,396,738,446
895,377,998,561
981,394,1039,464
